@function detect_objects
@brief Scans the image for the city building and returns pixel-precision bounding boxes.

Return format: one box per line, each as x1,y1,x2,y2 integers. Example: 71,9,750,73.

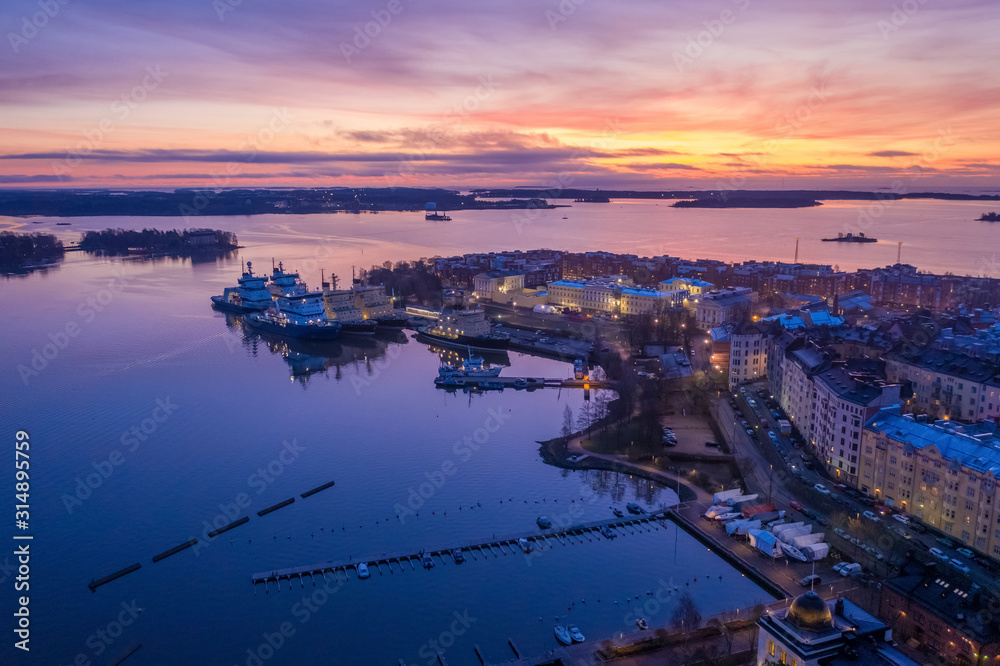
755,591,901,666
879,564,1000,665
729,322,768,389
660,276,714,295
809,363,900,486
860,409,1000,557
620,286,687,315
694,288,755,330
885,348,1000,423
472,270,525,302
545,279,619,313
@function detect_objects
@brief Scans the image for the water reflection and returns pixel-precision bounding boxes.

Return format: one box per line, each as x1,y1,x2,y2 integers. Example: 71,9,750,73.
223,313,409,386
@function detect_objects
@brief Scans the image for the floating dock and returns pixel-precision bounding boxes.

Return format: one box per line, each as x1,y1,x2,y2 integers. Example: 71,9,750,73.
251,513,667,590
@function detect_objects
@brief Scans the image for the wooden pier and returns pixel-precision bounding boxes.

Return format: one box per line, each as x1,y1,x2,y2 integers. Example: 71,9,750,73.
251,512,668,590
435,375,616,391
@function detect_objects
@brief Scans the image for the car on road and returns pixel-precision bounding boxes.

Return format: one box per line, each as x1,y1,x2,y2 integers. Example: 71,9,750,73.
838,563,862,576
957,547,974,558
790,500,804,512
745,428,754,436
768,430,777,439
799,574,821,587
937,537,957,549
833,483,847,491
892,526,912,539
950,559,971,574
862,510,880,522
834,527,847,538
929,547,949,561
892,514,910,525
814,483,831,495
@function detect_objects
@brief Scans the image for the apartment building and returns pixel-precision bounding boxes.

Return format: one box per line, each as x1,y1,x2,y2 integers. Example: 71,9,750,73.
729,323,767,389
885,349,1000,422
860,410,1000,558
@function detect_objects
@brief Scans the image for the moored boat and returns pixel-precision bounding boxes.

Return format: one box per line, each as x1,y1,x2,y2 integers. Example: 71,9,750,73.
554,625,573,645
418,307,510,351
536,516,552,529
211,261,273,313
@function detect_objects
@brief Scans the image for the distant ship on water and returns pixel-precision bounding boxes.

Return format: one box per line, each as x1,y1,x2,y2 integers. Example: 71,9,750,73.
821,232,877,243
425,202,452,221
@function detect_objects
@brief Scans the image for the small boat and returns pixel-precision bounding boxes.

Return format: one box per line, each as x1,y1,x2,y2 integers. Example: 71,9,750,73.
612,508,624,518
568,625,585,643
512,378,528,389
554,625,573,646
357,563,370,579
600,526,616,539
636,618,648,630
56,222,71,225
421,554,435,569
626,502,645,514
452,550,465,564
536,516,552,529
517,538,533,554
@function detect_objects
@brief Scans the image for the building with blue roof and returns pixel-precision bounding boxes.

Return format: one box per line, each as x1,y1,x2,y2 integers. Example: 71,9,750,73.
861,408,1000,558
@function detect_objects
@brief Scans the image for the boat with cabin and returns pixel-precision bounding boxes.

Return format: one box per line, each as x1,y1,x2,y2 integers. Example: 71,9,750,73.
245,287,342,340
210,261,273,313
418,307,510,351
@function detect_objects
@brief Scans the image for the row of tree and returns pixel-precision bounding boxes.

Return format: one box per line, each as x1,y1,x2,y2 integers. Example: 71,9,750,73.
78,228,238,255
360,260,442,306
0,231,64,273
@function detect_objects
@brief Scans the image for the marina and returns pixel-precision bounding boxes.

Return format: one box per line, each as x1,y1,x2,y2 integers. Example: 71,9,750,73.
251,513,670,590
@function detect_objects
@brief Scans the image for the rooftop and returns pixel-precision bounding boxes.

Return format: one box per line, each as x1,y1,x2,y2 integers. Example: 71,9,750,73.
866,410,1000,477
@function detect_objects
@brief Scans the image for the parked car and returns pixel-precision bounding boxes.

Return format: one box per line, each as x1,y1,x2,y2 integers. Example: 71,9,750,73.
862,510,880,522
892,526,912,539
705,441,720,448
834,527,847,538
929,547,949,561
799,574,822,587
957,547,974,558
892,514,910,525
838,563,862,577
834,483,847,491
790,500,804,512
814,483,831,495
745,428,754,436
950,559,971,574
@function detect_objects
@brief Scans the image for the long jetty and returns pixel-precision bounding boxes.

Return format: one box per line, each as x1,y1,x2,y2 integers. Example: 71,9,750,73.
251,512,668,591
435,376,616,390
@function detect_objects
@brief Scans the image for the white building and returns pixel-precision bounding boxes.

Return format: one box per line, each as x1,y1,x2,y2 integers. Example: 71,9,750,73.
694,288,755,330
660,276,714,296
546,279,619,313
620,287,687,315
729,323,768,389
473,270,525,302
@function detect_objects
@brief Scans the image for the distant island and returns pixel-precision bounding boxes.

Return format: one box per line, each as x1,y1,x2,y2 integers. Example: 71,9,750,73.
672,196,821,209
78,228,239,256
0,231,64,274
979,212,1000,222
0,188,558,218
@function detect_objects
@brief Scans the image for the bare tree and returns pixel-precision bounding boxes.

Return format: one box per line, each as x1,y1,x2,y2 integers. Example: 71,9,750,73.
561,404,574,437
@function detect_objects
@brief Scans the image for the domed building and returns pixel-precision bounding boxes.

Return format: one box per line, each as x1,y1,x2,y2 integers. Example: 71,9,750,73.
755,591,901,665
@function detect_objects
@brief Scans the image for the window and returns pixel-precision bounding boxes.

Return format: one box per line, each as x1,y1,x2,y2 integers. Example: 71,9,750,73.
768,639,775,656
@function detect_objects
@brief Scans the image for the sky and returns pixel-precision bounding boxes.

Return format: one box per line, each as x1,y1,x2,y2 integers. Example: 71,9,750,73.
0,0,997,191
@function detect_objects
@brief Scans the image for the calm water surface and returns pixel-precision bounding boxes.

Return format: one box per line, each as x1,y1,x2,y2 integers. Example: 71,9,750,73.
6,198,987,664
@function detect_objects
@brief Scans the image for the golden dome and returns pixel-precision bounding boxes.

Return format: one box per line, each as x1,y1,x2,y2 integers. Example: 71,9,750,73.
787,591,833,631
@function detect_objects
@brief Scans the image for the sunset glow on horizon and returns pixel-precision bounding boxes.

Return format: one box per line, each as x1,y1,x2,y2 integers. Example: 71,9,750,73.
1,0,998,190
